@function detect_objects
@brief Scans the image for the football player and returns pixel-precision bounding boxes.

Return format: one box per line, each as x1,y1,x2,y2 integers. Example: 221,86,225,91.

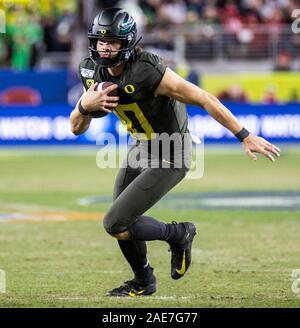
70,8,280,297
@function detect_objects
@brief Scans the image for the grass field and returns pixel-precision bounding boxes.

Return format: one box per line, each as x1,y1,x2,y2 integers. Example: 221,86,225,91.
0,146,300,308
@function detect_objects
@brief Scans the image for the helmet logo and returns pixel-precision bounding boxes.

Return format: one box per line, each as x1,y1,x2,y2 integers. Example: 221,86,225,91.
124,84,135,94
120,16,134,35
121,16,134,29
99,29,107,35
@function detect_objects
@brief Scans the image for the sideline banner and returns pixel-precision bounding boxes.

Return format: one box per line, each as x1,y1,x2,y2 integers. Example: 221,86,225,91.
188,103,300,143
0,103,299,145
202,72,300,103
0,70,69,104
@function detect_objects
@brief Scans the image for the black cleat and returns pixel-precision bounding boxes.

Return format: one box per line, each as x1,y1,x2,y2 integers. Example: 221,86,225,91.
168,222,197,280
106,276,157,297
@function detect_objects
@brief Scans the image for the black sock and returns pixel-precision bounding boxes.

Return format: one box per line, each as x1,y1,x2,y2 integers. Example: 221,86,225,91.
129,216,185,244
117,239,154,284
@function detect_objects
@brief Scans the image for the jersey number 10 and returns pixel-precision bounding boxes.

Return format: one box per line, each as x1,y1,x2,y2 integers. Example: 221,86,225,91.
114,103,155,140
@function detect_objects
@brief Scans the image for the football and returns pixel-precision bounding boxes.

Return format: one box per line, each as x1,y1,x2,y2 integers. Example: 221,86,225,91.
97,81,118,97
91,82,118,118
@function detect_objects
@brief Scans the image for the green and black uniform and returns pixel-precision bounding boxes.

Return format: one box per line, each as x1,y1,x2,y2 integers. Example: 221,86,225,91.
78,51,192,234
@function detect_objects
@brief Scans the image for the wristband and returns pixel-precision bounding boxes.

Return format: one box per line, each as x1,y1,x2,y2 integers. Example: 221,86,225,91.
235,127,250,142
78,100,90,116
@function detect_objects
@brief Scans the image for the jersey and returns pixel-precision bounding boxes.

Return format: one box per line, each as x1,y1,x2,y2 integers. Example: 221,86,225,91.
78,51,188,140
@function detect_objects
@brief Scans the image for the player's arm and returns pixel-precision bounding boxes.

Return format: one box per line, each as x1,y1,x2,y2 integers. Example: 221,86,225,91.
70,92,92,135
70,82,119,135
155,68,281,161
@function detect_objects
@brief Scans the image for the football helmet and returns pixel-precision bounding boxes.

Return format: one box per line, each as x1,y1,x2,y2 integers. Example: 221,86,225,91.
88,8,140,68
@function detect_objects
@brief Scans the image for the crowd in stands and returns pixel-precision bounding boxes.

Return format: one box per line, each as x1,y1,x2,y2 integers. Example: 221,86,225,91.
136,0,300,64
138,0,300,30
1,0,300,69
0,0,77,69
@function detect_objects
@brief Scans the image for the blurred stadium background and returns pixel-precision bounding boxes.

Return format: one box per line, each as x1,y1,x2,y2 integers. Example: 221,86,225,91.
0,0,300,308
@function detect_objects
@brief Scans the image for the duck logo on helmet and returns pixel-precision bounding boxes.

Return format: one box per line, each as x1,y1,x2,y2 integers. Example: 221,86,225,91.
120,16,134,35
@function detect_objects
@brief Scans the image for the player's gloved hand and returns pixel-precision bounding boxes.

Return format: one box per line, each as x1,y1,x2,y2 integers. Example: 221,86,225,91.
81,82,119,114
242,134,281,162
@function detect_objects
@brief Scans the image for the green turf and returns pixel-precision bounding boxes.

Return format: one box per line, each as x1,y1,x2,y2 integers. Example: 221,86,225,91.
0,146,300,307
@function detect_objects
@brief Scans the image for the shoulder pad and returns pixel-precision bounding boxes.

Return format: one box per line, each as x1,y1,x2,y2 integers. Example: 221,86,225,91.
139,51,160,63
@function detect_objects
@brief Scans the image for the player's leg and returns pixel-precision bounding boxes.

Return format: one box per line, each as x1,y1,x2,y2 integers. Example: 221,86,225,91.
104,165,197,282
114,166,155,288
104,166,186,233
126,129,196,280
104,133,196,296
106,145,156,296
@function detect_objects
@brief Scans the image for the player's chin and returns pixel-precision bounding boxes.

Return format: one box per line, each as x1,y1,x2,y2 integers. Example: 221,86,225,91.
100,53,118,59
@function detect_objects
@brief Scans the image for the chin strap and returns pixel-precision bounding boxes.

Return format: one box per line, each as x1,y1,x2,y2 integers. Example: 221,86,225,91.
132,36,142,48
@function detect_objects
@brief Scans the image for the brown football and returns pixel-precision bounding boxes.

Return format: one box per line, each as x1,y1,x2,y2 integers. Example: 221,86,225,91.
97,81,118,96
90,82,118,118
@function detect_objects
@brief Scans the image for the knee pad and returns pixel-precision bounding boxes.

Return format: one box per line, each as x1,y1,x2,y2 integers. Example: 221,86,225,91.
103,213,114,233
103,213,128,235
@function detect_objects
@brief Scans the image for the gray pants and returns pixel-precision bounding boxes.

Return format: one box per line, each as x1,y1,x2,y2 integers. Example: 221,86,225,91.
103,133,192,234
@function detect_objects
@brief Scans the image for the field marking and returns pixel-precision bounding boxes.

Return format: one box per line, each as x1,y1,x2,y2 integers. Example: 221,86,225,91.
79,191,300,210
7,270,124,275
2,190,300,224
56,295,195,301
201,196,300,208
0,202,60,212
0,210,105,223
